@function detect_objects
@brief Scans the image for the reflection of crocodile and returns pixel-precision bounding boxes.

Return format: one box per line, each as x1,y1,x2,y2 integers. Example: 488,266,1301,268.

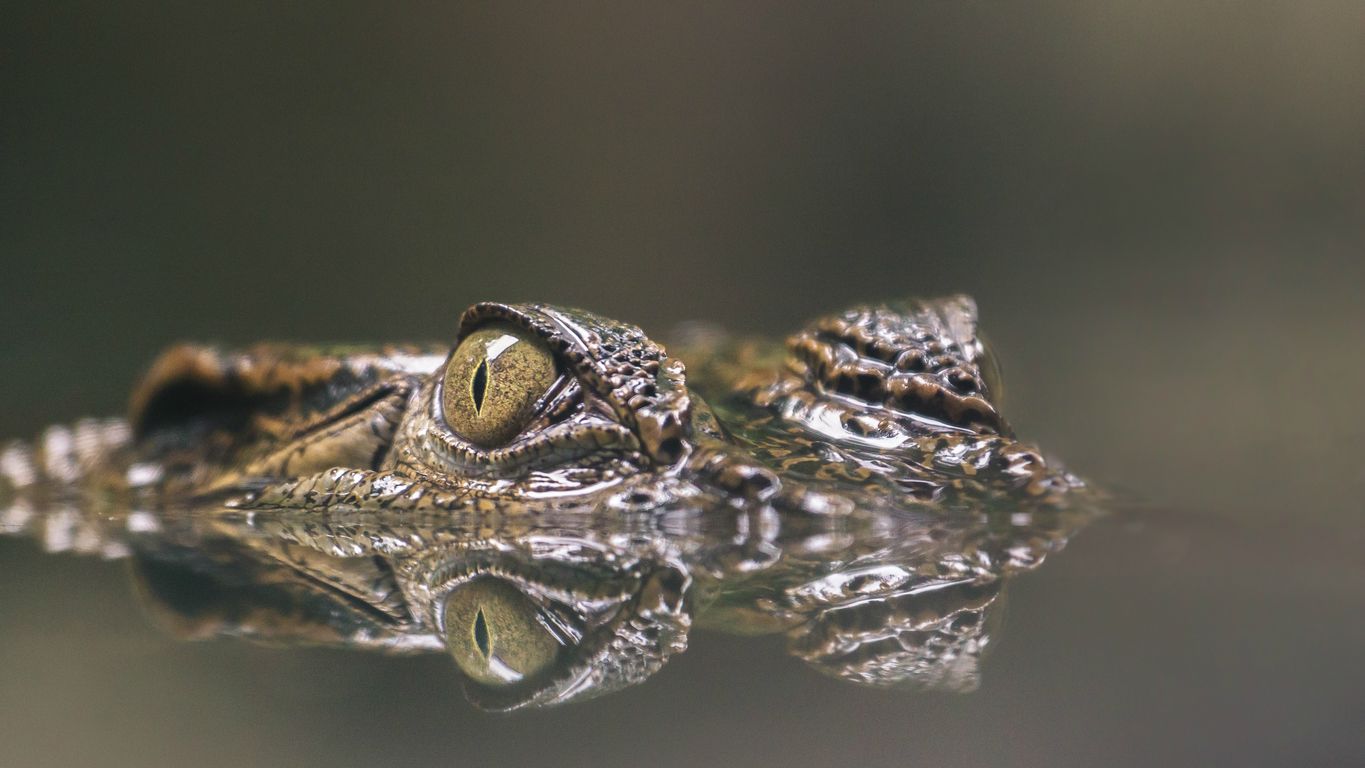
0,296,1098,709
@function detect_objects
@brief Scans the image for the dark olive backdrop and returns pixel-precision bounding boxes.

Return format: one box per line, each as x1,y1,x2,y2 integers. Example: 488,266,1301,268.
1,3,1362,768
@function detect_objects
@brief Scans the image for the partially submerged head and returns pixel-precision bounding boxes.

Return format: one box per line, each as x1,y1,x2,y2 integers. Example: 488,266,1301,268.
113,295,1088,709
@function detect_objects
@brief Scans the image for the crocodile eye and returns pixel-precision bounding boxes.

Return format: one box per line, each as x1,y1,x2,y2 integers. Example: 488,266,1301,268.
441,325,557,447
442,578,563,687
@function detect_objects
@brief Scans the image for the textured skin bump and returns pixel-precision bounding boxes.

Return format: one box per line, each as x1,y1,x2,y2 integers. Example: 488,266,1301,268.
782,295,1005,434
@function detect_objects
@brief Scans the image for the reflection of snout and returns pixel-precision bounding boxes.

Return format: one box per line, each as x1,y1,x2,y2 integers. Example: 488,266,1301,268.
788,578,1004,692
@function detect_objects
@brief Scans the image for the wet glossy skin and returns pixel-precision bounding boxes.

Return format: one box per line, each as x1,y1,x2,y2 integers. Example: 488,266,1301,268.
0,296,1098,709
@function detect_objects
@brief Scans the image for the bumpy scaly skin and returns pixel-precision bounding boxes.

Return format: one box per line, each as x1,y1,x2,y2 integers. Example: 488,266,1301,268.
0,296,1097,709
775,295,1005,432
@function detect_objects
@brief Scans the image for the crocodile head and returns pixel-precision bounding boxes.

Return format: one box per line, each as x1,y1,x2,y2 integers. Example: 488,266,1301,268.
220,296,1085,707
1,296,1092,709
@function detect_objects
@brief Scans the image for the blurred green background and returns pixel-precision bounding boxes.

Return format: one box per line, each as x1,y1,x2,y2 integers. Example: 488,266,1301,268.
1,3,1362,767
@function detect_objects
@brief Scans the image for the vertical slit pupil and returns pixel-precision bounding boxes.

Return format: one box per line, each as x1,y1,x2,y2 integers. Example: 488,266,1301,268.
470,358,489,414
474,608,490,658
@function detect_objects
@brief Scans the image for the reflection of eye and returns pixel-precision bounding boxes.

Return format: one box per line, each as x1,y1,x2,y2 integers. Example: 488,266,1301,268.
441,325,557,447
442,578,563,687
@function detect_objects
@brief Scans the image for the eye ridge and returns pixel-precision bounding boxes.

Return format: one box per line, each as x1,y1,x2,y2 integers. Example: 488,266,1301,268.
470,357,489,415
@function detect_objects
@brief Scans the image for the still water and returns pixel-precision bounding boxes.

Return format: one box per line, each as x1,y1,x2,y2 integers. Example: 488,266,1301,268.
4,500,1359,767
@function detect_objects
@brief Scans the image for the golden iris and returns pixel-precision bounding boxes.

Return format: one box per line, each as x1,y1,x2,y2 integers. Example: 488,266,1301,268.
441,325,556,447
442,578,562,687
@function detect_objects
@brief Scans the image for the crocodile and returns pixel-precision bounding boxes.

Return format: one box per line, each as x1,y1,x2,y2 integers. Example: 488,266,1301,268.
0,296,1097,709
